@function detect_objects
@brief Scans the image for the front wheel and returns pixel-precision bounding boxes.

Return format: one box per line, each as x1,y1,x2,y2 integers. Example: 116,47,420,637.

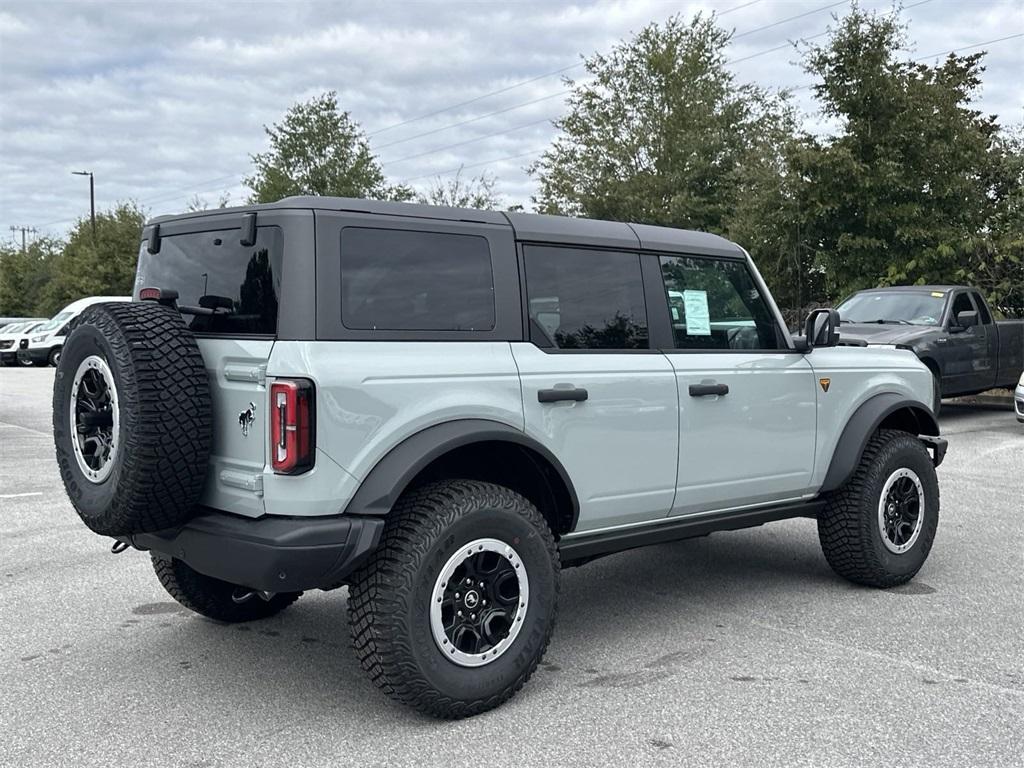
818,429,939,588
48,347,61,367
348,480,559,719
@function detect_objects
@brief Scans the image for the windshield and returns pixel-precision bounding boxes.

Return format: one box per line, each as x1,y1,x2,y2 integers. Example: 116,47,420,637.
1,322,27,334
837,292,945,326
35,311,74,334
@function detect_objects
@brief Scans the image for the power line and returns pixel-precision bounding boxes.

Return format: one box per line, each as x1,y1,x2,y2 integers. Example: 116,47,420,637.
381,116,556,166
365,0,766,138
399,148,548,184
733,0,850,40
789,32,1024,92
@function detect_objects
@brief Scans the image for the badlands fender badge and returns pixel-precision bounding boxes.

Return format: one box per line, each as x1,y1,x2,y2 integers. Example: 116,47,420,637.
819,378,831,393
239,402,256,436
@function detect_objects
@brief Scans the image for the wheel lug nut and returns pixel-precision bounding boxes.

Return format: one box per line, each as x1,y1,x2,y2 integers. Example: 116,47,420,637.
455,592,460,599
457,610,463,616
471,613,476,620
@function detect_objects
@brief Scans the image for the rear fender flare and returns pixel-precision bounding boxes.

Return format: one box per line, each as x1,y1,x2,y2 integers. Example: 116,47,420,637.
341,419,580,527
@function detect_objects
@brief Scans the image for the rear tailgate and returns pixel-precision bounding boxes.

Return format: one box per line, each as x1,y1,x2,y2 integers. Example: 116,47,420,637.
135,217,292,517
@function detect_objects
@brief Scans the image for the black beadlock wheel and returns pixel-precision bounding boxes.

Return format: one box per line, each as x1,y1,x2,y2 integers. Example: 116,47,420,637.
52,302,213,536
818,429,940,588
348,480,560,719
152,555,301,622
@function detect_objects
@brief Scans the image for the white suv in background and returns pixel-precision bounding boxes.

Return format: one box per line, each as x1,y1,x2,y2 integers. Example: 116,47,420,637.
18,296,130,367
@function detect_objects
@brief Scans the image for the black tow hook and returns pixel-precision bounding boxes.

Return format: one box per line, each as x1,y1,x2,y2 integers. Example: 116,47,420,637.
111,540,130,554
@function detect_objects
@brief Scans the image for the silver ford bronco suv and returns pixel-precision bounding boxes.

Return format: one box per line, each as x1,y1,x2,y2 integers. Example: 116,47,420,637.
53,197,947,718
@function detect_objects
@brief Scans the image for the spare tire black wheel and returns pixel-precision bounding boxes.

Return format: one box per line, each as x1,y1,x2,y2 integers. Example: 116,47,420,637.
53,301,213,536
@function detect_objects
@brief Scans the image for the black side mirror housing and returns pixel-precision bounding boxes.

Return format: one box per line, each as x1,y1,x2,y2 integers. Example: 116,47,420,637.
954,310,978,330
800,308,841,351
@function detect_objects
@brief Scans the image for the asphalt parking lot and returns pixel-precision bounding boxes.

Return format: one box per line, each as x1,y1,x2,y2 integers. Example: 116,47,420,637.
1,367,1022,768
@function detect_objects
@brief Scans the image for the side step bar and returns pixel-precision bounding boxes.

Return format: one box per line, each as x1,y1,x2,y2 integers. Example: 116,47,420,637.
559,499,824,564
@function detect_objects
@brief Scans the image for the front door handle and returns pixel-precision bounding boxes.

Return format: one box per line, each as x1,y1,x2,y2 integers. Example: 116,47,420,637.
688,382,729,397
538,387,589,403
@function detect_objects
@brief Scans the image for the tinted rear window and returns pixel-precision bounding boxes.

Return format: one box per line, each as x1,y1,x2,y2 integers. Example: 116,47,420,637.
340,227,495,331
137,227,283,335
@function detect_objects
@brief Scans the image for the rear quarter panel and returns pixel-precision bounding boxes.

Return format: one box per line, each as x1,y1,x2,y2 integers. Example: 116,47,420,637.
807,346,933,489
266,341,524,515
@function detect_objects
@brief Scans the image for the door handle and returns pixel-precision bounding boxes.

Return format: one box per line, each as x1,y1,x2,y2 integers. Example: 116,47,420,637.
538,387,589,403
688,382,729,397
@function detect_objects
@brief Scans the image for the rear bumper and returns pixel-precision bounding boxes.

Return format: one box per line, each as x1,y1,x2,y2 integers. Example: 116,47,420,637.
126,510,385,592
17,347,50,365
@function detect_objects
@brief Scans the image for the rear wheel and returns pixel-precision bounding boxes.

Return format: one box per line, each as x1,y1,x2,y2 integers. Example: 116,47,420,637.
152,555,301,622
818,429,939,587
348,480,559,718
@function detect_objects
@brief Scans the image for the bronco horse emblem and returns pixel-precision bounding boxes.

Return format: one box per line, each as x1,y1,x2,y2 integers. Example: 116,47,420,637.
238,402,256,437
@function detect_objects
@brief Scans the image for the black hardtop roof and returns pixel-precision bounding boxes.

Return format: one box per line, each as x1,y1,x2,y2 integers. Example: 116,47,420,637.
148,196,744,258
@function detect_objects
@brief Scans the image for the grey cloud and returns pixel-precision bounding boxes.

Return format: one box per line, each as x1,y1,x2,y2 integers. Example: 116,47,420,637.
0,0,1020,241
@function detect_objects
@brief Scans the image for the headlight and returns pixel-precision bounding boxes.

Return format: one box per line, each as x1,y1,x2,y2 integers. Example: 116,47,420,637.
31,334,47,343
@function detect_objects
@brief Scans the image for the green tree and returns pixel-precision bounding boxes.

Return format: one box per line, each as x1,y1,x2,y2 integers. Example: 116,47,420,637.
0,236,63,317
42,201,147,314
795,5,1009,299
246,92,413,204
417,167,502,210
530,14,794,237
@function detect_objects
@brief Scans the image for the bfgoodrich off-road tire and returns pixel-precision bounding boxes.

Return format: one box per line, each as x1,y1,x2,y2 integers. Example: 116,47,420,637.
348,480,560,719
53,302,212,536
818,429,939,588
152,555,301,622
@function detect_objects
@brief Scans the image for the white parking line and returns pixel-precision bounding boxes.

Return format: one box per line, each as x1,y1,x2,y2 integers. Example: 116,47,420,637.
0,421,50,437
0,492,44,499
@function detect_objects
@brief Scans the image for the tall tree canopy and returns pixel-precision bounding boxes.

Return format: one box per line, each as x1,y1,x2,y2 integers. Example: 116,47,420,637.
530,14,795,237
794,6,1013,300
0,236,63,317
246,91,413,204
41,202,146,314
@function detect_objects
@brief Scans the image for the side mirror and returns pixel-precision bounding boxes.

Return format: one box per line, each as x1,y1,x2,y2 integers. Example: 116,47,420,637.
955,310,978,330
800,308,841,351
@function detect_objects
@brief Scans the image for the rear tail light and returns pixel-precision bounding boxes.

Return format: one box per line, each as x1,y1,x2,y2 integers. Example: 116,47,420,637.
270,378,315,474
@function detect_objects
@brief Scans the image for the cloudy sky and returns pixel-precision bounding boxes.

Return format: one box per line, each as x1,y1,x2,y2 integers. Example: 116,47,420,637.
1,0,1021,244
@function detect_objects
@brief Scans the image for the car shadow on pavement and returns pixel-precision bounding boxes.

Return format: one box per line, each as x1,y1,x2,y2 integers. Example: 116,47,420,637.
127,522,838,721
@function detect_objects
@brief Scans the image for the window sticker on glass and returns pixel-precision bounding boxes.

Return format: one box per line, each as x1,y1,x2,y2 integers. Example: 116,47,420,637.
683,290,711,336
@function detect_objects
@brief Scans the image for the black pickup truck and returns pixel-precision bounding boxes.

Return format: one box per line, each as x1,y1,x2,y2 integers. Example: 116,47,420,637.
836,286,1024,412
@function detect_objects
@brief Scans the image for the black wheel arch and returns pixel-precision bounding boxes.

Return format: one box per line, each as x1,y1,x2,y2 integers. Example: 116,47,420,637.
340,419,580,535
820,393,941,493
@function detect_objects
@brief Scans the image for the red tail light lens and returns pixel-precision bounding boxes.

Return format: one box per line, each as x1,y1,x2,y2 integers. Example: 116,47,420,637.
270,379,315,474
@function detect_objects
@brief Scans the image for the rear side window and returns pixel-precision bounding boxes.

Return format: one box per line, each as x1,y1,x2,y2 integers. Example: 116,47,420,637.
523,246,648,350
659,256,782,350
138,227,283,335
340,227,495,331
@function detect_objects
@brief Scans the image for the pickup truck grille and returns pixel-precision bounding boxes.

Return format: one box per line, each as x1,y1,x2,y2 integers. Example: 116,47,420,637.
0,340,12,350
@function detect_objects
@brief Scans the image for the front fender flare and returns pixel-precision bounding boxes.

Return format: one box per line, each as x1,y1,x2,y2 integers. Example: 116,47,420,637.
820,393,940,493
340,419,580,525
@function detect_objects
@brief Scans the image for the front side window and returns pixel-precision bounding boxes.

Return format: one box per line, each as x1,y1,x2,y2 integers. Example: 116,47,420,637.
340,227,495,331
659,256,782,350
523,246,648,350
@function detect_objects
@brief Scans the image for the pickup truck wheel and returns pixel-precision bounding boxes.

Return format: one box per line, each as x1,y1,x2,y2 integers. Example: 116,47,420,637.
348,480,559,719
818,429,939,588
52,302,212,536
151,554,301,622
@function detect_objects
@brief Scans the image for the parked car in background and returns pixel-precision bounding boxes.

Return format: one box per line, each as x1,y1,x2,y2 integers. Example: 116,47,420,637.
0,316,48,328
835,286,1024,413
0,320,49,365
1015,372,1024,424
17,297,131,367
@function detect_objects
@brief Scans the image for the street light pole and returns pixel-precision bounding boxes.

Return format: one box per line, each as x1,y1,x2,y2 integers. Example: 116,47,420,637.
72,170,96,235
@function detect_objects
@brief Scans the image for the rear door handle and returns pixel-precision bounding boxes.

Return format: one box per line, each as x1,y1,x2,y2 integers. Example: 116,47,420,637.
688,382,729,397
538,387,589,403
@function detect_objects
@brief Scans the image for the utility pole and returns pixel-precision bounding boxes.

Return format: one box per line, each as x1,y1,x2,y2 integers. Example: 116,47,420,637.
72,170,96,235
9,225,37,253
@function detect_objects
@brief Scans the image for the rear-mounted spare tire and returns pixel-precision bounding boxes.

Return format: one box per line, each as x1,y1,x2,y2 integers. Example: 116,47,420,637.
53,302,213,536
